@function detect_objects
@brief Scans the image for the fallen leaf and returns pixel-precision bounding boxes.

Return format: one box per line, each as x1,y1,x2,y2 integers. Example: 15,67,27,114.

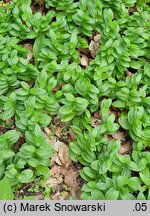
51,192,62,200
52,84,64,92
51,165,67,177
80,54,89,66
119,141,131,154
51,165,62,177
64,168,79,192
58,143,72,168
55,155,63,166
44,132,63,152
51,152,62,166
89,33,101,57
94,112,100,118
74,190,82,199
23,43,33,62
126,71,133,77
36,194,44,200
90,117,101,128
51,191,70,200
112,132,126,141
94,34,101,42
68,128,76,141
46,176,63,188
62,192,71,200
44,127,51,136
128,7,136,13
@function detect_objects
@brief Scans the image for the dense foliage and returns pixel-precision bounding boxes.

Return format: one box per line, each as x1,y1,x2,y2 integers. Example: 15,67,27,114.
0,0,150,199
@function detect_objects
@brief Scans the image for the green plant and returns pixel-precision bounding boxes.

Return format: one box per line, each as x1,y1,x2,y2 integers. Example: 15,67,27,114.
59,93,89,121
0,0,150,200
0,177,14,200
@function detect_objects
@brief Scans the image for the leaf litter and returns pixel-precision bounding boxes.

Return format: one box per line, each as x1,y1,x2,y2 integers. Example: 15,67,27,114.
44,124,82,200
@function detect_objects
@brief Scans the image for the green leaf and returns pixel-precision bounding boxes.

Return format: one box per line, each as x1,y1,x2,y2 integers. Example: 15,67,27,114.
120,192,135,200
103,9,113,25
20,81,30,90
128,177,142,191
0,177,14,200
33,34,45,66
61,113,75,122
69,148,79,162
23,196,37,200
101,98,112,120
69,142,82,155
17,169,34,183
35,165,50,177
105,188,119,200
90,160,99,171
112,100,126,108
138,158,147,171
91,189,105,200
144,63,150,77
137,192,146,200
80,170,93,182
140,173,150,186
1,150,15,160
69,29,78,49
80,192,92,200
130,60,141,69
82,167,97,179
64,93,75,102
5,130,21,145
29,88,46,95
119,114,129,130
36,148,53,159
59,105,73,115
0,164,5,179
28,158,40,168
147,188,150,200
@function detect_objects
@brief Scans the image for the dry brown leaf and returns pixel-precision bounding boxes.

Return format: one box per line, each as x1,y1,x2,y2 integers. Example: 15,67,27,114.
51,165,67,177
46,176,63,188
58,143,72,168
74,190,82,200
51,192,70,200
53,84,64,92
51,152,62,166
45,134,63,152
36,194,44,200
119,141,130,154
64,169,79,192
89,41,97,57
43,128,54,145
50,165,62,177
126,71,133,77
51,192,62,200
112,132,126,141
50,152,57,166
89,33,101,57
128,7,136,13
63,192,71,200
35,0,45,4
93,112,100,118
23,43,33,61
44,127,51,136
55,155,63,166
94,34,101,42
27,53,33,61
80,54,89,66
69,128,76,141
90,117,101,128
53,140,63,152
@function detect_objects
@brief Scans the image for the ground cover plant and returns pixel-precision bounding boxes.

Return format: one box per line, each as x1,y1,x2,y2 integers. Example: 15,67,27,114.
0,0,150,200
